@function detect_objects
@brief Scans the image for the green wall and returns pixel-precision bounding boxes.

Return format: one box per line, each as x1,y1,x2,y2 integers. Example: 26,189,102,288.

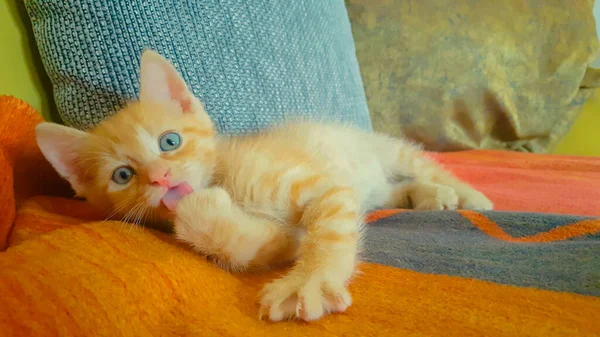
0,0,56,121
554,89,600,157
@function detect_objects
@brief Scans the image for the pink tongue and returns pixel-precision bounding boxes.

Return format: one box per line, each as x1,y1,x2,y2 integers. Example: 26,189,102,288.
161,182,194,211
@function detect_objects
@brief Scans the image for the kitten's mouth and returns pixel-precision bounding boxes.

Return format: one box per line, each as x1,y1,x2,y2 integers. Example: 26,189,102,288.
161,182,194,211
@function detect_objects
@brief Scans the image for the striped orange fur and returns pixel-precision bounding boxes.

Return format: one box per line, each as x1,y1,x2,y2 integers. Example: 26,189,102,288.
182,126,214,138
35,50,493,322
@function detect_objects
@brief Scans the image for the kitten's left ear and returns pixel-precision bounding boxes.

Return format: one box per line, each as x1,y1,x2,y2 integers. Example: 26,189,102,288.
35,122,89,196
139,49,203,114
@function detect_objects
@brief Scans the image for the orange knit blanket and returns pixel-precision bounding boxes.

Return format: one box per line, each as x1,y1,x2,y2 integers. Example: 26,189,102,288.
0,96,598,337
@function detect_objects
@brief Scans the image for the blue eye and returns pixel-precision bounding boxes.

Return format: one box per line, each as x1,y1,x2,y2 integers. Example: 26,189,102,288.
112,166,135,185
159,132,182,152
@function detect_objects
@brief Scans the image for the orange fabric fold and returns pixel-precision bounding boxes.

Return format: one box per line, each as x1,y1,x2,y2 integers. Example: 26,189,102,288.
0,96,71,249
2,219,599,337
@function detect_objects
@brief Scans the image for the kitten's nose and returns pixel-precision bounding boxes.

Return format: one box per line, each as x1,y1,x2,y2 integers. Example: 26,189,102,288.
149,168,171,187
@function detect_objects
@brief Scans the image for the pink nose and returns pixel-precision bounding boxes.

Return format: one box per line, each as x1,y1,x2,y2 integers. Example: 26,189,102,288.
148,168,171,187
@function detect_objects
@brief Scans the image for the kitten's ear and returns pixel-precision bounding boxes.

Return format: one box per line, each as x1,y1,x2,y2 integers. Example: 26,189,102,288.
139,49,201,114
35,122,89,195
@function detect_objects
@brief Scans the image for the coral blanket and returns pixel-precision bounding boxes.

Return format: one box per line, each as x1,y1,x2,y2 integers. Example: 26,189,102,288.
0,96,599,337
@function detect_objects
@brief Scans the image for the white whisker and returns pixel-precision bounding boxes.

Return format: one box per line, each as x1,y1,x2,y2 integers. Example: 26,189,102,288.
104,198,133,222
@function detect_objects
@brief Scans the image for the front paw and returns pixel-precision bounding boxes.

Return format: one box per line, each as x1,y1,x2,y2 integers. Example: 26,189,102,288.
174,187,233,239
259,272,352,322
175,187,232,215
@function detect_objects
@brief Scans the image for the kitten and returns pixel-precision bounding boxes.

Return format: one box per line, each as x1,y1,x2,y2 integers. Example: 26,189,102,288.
36,50,493,322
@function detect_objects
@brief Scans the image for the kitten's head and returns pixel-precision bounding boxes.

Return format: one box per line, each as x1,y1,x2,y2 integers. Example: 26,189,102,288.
36,50,216,227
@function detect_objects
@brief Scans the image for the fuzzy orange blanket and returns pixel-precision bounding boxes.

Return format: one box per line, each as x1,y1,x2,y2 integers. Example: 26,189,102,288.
0,96,598,337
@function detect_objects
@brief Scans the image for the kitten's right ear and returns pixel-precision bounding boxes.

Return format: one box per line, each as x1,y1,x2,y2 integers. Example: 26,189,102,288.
35,122,89,195
139,49,203,115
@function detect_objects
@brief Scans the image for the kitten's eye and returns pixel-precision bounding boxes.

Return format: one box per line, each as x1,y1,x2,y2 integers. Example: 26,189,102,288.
159,132,182,152
112,166,135,185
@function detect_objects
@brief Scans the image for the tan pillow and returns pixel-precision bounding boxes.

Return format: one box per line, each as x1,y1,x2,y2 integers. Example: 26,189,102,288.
346,0,599,152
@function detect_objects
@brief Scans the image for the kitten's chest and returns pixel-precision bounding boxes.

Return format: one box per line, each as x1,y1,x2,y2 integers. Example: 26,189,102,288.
213,154,304,224
220,178,292,224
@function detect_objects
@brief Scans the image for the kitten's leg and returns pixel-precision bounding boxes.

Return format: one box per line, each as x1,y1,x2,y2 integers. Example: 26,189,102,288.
385,181,459,210
373,135,493,210
260,181,361,321
174,187,297,272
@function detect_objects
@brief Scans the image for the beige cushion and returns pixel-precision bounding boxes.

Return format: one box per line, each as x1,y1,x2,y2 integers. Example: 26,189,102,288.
346,0,598,152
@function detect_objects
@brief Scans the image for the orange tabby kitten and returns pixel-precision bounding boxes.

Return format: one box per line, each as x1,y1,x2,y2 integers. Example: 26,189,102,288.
36,50,493,322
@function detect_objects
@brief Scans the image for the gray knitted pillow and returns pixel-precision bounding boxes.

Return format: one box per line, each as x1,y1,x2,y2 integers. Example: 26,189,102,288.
25,0,372,133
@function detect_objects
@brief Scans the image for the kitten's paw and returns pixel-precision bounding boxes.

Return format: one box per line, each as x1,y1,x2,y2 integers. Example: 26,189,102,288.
174,187,233,237
414,185,459,210
259,273,352,322
175,187,232,214
455,187,494,210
